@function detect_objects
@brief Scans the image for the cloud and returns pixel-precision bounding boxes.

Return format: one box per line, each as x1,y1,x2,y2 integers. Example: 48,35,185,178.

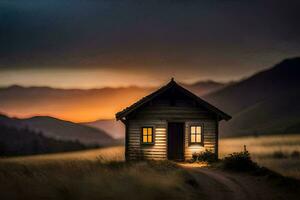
0,0,300,81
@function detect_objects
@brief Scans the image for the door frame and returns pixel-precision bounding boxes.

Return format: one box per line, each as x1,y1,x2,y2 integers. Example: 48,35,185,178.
167,121,185,161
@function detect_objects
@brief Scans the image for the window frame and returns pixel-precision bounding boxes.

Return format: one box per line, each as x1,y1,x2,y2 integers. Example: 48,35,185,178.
141,126,155,145
189,124,204,146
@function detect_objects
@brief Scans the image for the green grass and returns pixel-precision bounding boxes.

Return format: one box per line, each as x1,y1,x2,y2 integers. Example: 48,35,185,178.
0,159,199,200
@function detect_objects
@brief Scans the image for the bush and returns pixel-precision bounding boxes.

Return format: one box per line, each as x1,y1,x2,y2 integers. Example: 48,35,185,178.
192,150,217,163
272,151,288,159
291,151,300,159
221,146,258,171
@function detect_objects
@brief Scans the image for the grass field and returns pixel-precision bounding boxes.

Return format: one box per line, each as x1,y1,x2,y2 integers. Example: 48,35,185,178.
2,146,125,163
0,154,201,200
219,134,300,179
1,134,300,179
0,134,300,199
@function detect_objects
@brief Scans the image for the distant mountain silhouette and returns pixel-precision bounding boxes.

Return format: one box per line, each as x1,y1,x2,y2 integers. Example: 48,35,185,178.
0,124,90,156
0,114,114,145
0,81,224,122
0,114,98,156
205,57,300,137
182,80,226,96
83,119,125,139
0,124,89,156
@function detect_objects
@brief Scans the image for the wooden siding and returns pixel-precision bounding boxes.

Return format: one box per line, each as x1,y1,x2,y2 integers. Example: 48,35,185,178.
130,105,215,121
184,120,217,160
127,120,167,160
126,99,217,161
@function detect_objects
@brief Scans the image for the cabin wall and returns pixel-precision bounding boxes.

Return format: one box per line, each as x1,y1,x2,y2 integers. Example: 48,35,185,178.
184,120,217,159
126,120,167,160
125,98,218,161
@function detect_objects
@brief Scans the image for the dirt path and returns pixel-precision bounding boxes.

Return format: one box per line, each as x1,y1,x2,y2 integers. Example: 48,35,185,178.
182,164,298,200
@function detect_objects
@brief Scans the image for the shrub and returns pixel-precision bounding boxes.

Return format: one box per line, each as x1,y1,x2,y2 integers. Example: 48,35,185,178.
192,152,200,162
192,150,217,163
291,150,300,159
198,150,217,163
272,151,288,159
221,146,258,171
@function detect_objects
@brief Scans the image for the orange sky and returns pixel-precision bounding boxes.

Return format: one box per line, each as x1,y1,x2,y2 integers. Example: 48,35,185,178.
1,1,300,90
0,65,267,89
0,85,154,122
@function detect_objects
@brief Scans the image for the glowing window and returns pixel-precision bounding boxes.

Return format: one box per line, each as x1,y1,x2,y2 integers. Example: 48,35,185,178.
190,125,202,144
142,127,154,144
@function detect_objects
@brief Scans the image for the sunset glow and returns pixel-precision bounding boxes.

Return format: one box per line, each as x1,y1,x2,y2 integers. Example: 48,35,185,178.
0,1,300,200
0,86,154,122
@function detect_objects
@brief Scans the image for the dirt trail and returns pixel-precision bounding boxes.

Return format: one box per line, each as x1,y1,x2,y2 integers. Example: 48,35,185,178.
182,164,298,200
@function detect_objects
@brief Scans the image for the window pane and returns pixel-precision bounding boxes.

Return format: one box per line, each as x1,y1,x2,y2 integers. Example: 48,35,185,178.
196,126,201,134
143,128,147,135
143,136,148,143
191,126,196,134
148,128,152,135
148,136,152,143
191,134,195,143
196,134,201,143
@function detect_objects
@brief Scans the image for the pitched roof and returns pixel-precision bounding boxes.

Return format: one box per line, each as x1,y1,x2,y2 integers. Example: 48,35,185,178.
116,78,231,121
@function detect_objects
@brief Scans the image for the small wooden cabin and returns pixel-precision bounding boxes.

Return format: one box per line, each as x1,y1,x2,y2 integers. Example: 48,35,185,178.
116,79,231,161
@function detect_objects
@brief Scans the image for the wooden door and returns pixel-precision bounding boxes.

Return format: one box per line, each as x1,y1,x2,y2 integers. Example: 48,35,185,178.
167,122,184,160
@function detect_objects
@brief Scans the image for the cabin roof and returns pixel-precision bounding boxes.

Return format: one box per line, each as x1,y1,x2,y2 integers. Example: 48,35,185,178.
116,78,231,121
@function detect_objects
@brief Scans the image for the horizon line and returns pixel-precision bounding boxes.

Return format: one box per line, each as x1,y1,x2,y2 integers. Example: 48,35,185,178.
0,79,231,90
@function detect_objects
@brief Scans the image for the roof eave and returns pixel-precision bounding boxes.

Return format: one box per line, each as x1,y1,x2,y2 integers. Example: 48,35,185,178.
115,80,176,121
115,79,232,122
116,112,125,121
220,113,232,121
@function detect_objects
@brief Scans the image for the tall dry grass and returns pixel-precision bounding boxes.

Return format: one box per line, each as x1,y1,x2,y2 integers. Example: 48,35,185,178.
1,146,125,163
0,159,199,200
219,134,300,179
1,132,300,200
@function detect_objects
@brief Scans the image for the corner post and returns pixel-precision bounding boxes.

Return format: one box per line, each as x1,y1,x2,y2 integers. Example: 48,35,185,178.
121,119,129,161
215,116,219,159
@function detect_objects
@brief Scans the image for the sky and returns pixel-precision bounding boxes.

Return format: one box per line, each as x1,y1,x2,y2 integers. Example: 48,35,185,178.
1,0,300,88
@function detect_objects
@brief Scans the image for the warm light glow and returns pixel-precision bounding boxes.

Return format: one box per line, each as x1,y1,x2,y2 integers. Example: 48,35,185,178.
0,68,164,89
143,128,147,135
190,125,202,143
142,127,153,143
191,135,195,143
143,136,147,143
0,86,155,122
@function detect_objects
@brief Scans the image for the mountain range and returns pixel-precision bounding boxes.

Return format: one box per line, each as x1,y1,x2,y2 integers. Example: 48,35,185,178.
0,81,225,141
1,57,300,139
0,124,88,156
0,114,113,145
0,81,225,123
82,119,124,139
86,57,300,138
205,57,300,137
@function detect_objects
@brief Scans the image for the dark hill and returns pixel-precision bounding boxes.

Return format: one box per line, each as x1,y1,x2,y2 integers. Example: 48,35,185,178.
182,80,226,96
0,114,114,146
83,119,124,139
0,124,88,156
0,81,224,122
205,57,300,137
